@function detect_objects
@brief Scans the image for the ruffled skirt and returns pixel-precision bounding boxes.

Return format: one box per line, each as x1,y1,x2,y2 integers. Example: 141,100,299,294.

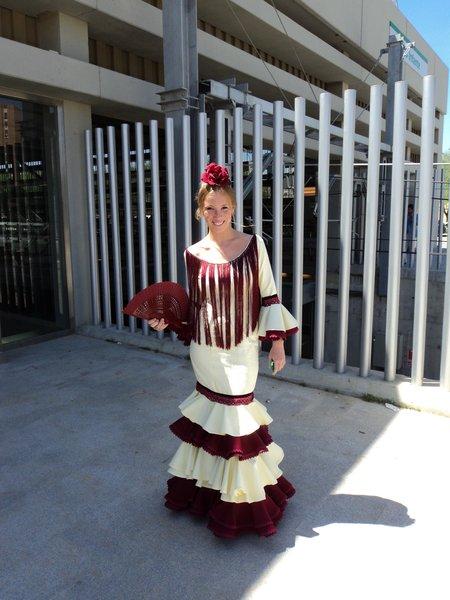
164,331,296,539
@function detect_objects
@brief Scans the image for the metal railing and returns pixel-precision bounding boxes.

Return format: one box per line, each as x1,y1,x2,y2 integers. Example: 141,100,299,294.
84,74,450,391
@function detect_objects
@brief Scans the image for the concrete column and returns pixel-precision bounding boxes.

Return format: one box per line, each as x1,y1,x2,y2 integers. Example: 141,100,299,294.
37,12,93,326
37,11,89,62
59,100,93,327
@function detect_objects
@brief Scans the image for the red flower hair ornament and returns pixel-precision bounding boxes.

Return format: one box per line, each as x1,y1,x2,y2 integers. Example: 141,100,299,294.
200,162,231,187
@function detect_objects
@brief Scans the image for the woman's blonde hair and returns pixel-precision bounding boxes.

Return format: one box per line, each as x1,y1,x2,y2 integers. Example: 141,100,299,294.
194,182,236,221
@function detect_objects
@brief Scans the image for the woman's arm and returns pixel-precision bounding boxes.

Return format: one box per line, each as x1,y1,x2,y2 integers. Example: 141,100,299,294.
256,234,299,373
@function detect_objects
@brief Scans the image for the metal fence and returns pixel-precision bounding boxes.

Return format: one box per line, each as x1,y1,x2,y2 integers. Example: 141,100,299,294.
84,74,450,391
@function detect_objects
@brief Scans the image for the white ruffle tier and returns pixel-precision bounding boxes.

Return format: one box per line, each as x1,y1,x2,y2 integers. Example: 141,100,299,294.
257,302,299,338
167,440,284,503
179,389,272,437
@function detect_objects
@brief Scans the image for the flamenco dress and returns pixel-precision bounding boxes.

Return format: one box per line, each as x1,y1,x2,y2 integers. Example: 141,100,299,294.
164,233,299,538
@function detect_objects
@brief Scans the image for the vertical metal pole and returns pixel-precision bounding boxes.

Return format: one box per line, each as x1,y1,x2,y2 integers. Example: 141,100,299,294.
384,80,407,381
438,167,444,271
273,100,283,298
150,119,164,341
1,146,12,307
402,168,410,267
440,243,450,390
95,127,111,328
85,129,101,325
198,111,208,239
313,92,331,369
430,167,439,270
233,106,243,231
182,114,192,252
360,84,383,377
161,0,198,283
135,121,149,336
378,37,404,295
336,89,356,373
21,138,33,310
166,117,178,343
411,75,436,385
150,120,163,284
215,109,225,166
17,143,27,309
107,126,123,330
385,36,404,147
412,171,418,269
253,103,263,238
351,186,357,265
121,124,136,334
292,96,305,364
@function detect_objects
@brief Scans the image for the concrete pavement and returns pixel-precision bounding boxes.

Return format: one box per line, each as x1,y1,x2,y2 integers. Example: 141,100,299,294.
1,334,449,599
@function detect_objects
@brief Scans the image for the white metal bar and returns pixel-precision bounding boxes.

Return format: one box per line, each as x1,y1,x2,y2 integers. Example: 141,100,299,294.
411,75,436,385
273,100,283,298
95,127,111,328
384,81,407,381
150,120,163,284
85,129,101,325
198,111,208,239
135,121,148,336
292,96,305,364
336,89,356,373
121,124,136,334
215,109,225,165
182,114,192,248
150,119,164,341
165,117,178,340
252,103,263,238
313,92,331,369
107,125,123,330
233,106,243,231
360,84,383,377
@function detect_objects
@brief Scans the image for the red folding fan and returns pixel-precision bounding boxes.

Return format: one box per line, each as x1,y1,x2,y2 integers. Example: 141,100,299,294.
122,281,190,336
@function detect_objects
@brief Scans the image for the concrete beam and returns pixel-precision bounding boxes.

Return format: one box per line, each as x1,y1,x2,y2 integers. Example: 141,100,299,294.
0,36,163,118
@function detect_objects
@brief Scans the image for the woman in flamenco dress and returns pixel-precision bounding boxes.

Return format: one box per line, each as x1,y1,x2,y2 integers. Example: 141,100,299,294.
148,162,299,539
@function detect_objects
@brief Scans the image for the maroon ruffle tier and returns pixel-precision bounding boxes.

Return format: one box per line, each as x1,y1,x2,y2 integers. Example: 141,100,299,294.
165,474,296,539
169,416,273,460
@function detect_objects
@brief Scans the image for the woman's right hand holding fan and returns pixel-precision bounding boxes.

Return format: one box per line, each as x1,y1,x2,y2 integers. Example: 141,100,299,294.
148,318,168,331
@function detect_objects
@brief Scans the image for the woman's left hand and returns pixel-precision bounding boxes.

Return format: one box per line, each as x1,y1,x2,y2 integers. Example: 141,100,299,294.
268,339,286,374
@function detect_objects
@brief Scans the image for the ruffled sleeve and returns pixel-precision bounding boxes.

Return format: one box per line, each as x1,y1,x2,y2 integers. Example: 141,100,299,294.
255,234,299,342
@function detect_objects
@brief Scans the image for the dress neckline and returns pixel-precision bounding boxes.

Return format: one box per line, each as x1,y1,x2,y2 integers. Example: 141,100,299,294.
186,233,255,265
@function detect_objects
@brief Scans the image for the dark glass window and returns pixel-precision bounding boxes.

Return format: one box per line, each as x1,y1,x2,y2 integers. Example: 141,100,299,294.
0,97,70,347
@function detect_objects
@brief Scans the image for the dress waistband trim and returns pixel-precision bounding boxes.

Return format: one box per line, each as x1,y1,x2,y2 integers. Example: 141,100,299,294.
195,381,254,405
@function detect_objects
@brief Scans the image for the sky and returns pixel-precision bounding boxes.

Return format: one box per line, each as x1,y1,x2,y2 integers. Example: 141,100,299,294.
398,0,450,153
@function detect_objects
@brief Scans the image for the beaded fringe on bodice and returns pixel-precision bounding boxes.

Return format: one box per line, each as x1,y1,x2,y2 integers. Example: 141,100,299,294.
185,235,261,349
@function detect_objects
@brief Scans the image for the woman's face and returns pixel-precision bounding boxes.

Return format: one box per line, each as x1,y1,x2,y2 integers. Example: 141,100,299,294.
202,189,235,231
